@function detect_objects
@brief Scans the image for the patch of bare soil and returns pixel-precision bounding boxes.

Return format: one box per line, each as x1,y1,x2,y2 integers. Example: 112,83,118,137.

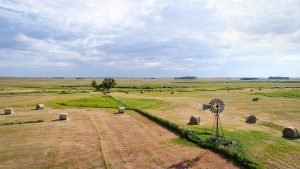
90,109,239,169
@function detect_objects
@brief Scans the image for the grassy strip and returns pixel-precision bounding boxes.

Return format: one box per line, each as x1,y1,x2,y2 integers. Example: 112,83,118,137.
59,95,168,110
1,120,44,126
254,90,300,98
118,97,169,110
170,137,199,147
110,96,261,169
58,95,121,108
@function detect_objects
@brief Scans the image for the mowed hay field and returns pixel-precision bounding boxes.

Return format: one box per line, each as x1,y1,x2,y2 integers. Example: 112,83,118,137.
0,78,300,169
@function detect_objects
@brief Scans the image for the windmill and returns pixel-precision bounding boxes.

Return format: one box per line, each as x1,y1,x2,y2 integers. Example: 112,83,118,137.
203,98,225,142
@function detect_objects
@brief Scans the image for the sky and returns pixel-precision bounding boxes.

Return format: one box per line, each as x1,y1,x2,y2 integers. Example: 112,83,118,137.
0,0,300,77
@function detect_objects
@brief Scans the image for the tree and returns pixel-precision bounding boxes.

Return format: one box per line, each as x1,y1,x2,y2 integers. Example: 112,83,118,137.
91,78,116,92
91,80,97,88
101,78,116,92
91,80,100,91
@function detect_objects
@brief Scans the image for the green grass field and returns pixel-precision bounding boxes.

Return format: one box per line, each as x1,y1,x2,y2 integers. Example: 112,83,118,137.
255,90,300,98
0,77,299,168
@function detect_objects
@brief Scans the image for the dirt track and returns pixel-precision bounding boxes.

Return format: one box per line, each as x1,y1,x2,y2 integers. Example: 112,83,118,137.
0,108,239,169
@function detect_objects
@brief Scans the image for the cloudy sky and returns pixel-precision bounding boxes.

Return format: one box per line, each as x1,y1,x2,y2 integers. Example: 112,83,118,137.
0,0,300,77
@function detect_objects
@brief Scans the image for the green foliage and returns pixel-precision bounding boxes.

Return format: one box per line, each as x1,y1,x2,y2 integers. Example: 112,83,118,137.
255,90,300,98
91,80,97,88
91,78,117,92
91,79,101,91
101,78,116,91
174,76,197,80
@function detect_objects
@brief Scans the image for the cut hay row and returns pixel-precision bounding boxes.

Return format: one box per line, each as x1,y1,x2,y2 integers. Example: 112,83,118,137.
1,120,43,126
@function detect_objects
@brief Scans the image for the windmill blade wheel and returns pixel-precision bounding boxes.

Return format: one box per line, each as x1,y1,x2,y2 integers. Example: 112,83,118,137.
209,98,225,114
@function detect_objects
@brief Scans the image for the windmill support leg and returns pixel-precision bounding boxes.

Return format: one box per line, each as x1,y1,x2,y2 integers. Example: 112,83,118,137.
216,115,219,138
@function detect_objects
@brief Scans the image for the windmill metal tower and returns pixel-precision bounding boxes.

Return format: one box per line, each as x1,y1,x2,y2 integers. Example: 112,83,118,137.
203,98,225,142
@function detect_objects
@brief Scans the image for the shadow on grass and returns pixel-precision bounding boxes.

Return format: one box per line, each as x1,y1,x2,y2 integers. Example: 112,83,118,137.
113,112,124,114
282,136,300,140
30,108,42,110
0,120,44,126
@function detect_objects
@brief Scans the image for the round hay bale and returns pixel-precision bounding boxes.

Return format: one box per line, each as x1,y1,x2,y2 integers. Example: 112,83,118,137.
188,116,200,125
36,104,45,110
250,89,254,92
118,107,125,114
59,113,68,120
171,91,174,94
282,127,299,138
246,115,256,123
252,97,259,101
4,108,13,115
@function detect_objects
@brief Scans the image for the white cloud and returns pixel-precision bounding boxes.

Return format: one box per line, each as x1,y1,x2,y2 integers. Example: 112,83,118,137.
0,52,76,68
17,33,105,61
277,54,300,63
169,0,299,56
29,57,76,68
0,0,168,30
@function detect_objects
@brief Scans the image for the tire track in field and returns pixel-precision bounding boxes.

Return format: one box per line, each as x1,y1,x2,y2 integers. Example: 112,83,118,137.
88,113,109,169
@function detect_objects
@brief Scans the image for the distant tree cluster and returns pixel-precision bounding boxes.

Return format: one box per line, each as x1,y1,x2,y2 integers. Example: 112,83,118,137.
91,78,117,93
144,77,156,79
75,77,84,80
174,76,197,80
268,76,289,80
240,78,259,80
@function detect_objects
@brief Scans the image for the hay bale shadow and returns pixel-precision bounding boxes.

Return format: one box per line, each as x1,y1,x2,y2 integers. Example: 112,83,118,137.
282,136,299,140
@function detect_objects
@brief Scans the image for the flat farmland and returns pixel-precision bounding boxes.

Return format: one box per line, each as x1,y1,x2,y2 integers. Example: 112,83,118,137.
0,107,237,169
0,78,300,169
